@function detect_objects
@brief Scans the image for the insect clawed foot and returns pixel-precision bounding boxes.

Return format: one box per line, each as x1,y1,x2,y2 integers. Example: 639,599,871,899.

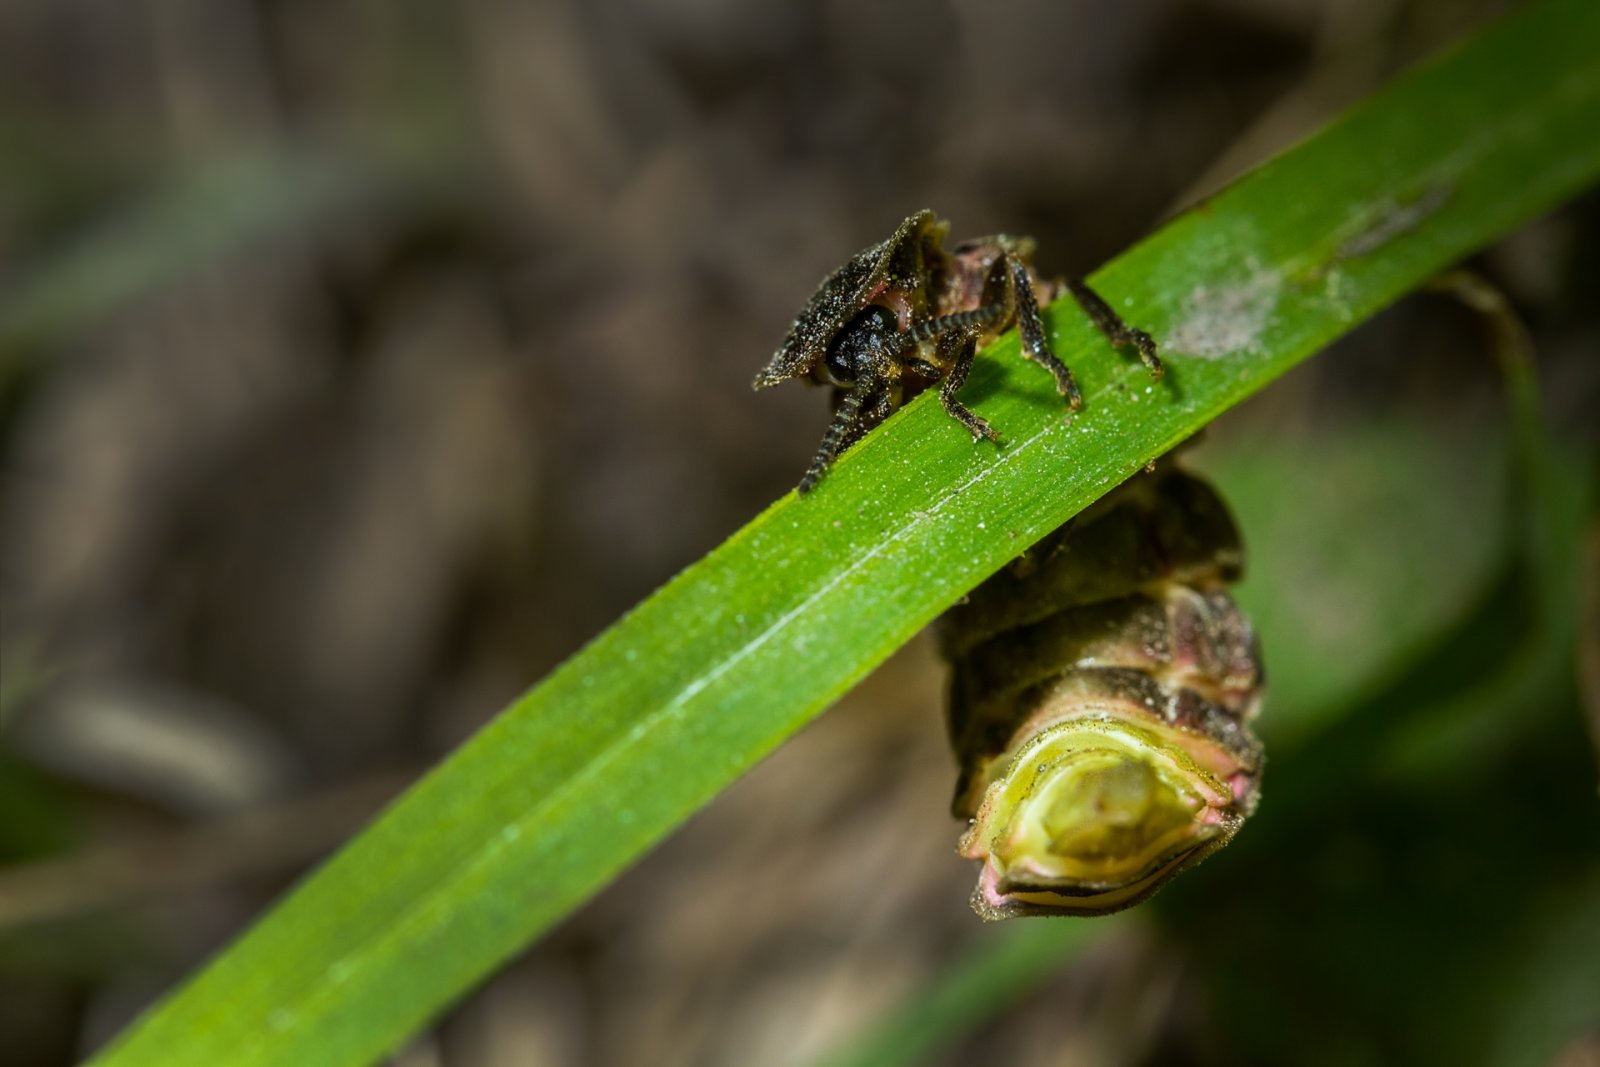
969,420,1002,445
1055,366,1084,410
1128,328,1163,380
941,400,1002,444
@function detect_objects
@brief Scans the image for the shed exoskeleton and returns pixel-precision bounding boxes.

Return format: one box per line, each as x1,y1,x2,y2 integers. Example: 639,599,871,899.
754,210,1162,494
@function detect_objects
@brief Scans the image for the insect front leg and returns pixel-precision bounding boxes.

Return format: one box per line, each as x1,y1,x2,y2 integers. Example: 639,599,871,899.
926,331,999,443
1062,277,1163,380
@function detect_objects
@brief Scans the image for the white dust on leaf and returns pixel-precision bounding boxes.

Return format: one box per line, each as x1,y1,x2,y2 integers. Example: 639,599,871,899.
1165,259,1282,360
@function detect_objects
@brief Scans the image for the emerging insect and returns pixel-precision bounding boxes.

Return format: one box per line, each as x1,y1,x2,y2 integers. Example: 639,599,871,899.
939,456,1264,919
753,210,1162,493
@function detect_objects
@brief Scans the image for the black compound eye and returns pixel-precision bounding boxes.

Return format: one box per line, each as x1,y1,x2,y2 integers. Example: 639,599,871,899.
824,342,857,385
825,305,897,386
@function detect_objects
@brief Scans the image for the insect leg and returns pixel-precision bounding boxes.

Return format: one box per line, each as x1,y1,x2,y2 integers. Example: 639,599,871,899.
1005,257,1083,409
1063,277,1163,379
798,383,874,494
935,331,1000,442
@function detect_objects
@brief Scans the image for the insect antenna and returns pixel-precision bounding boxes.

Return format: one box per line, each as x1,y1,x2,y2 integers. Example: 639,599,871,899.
797,386,870,494
899,304,1006,349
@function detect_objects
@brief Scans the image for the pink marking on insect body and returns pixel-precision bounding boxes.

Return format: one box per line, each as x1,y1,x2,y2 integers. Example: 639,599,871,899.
861,281,914,332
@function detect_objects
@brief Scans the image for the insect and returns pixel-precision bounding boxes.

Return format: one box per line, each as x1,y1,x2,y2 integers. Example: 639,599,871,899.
753,210,1163,494
938,456,1263,918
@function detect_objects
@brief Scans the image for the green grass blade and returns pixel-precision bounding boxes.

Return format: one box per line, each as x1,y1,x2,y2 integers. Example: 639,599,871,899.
85,2,1600,1064
811,919,1125,1067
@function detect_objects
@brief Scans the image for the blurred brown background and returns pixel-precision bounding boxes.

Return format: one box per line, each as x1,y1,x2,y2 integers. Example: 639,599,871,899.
2,1,1597,1065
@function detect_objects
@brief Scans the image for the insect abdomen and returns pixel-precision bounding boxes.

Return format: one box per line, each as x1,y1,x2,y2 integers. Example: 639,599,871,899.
939,462,1263,919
